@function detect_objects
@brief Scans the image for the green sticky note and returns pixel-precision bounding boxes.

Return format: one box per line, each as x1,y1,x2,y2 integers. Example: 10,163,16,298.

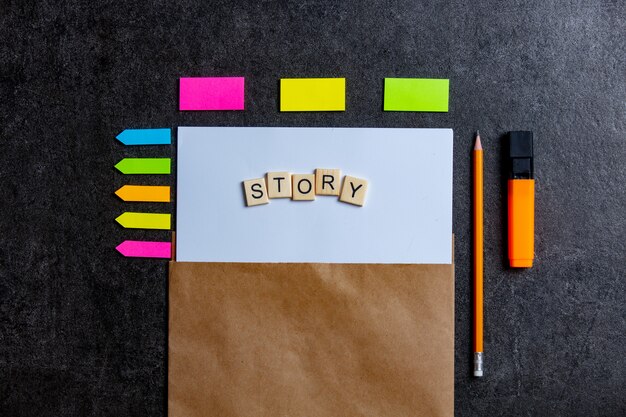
384,78,449,112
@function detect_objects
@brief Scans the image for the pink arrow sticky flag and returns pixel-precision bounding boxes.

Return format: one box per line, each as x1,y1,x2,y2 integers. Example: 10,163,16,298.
179,77,245,110
116,240,171,259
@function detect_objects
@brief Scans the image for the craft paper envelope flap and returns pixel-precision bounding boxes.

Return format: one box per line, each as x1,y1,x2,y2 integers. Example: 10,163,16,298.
168,261,454,417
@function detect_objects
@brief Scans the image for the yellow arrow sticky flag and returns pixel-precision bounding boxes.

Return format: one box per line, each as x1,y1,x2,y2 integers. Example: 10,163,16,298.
115,185,170,202
116,212,171,230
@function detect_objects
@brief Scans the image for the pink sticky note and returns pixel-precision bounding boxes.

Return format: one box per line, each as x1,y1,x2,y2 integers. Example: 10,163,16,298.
116,240,171,259
179,77,245,110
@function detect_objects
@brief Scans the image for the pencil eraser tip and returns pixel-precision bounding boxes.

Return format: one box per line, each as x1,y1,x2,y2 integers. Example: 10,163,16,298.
474,370,483,377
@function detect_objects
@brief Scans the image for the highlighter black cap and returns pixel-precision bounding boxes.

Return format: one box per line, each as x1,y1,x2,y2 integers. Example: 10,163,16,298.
508,131,534,179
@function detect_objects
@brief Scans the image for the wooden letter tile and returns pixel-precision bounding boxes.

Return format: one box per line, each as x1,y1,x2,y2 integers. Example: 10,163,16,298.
339,175,368,206
266,172,292,198
243,178,269,206
315,169,341,196
292,174,316,201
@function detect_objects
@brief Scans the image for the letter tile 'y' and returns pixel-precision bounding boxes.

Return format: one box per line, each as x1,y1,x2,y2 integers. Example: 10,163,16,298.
339,175,368,206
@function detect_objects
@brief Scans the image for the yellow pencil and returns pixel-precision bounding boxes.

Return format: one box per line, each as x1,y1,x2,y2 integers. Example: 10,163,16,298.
473,131,484,377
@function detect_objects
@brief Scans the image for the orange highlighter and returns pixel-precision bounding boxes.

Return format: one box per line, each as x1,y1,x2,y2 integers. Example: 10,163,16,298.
507,131,535,268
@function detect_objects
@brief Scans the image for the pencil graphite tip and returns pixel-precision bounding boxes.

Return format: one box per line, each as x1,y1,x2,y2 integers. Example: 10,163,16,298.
474,132,483,150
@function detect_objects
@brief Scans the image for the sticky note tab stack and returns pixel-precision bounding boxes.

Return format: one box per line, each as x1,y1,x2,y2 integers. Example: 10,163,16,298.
114,128,173,259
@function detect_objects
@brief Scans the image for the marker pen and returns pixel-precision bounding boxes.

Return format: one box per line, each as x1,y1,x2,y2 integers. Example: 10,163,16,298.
507,131,535,268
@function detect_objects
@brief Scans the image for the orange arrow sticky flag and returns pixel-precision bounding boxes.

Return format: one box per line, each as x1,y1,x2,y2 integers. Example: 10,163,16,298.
115,185,170,202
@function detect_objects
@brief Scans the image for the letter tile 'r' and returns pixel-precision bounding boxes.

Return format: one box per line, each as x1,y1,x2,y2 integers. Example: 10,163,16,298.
315,169,341,196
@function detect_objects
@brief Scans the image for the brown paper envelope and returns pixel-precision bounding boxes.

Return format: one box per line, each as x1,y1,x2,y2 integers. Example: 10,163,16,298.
169,262,454,417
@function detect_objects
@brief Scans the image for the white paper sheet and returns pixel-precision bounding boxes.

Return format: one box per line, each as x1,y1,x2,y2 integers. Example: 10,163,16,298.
176,127,453,263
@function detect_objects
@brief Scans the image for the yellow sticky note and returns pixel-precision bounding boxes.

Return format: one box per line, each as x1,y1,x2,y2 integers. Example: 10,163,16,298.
280,78,346,111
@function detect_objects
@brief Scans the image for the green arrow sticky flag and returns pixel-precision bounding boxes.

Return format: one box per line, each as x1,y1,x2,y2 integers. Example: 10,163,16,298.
115,158,171,174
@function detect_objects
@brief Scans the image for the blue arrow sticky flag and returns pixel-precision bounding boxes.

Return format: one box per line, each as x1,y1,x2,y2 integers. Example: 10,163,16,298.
116,128,171,145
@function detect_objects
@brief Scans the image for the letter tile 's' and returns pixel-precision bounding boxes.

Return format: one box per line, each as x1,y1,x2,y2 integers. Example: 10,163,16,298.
339,175,368,206
243,178,269,206
292,174,316,201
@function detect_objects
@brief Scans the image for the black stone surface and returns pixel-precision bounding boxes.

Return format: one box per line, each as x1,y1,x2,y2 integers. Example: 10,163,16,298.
1,1,624,416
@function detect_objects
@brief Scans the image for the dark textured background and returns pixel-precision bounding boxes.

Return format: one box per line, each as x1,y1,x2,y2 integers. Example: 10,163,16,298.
1,1,624,416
